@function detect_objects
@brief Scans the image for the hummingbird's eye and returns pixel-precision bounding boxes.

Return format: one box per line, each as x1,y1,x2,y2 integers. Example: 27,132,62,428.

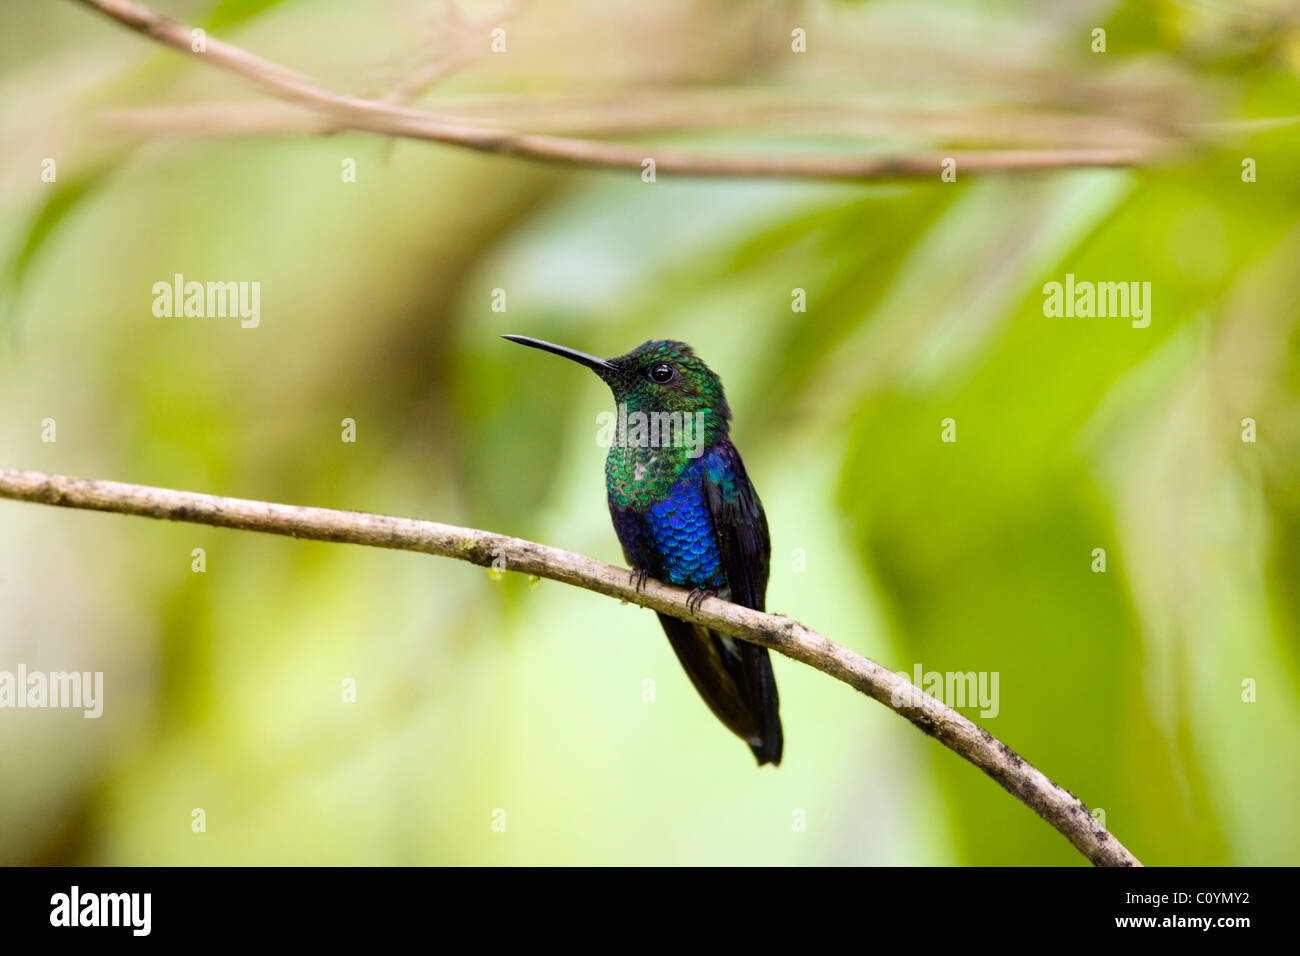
647,363,677,384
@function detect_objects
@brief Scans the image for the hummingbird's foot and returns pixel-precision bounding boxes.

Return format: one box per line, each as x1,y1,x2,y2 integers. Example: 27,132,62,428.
629,568,650,592
686,587,716,614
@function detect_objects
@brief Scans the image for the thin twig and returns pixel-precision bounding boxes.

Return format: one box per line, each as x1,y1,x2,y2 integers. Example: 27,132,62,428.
70,0,1166,180
98,97,1169,148
0,467,1141,866
382,0,521,105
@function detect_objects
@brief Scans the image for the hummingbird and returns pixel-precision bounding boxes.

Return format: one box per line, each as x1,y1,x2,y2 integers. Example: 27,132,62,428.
503,334,782,765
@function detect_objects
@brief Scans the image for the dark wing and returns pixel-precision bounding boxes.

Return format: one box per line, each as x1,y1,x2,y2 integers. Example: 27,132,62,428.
701,440,770,612
697,440,782,765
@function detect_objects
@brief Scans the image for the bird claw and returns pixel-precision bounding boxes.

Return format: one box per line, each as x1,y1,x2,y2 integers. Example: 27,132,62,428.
628,568,650,592
686,588,714,614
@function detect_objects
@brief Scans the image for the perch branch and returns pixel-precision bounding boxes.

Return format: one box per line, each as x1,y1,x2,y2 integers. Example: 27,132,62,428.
71,0,1165,181
0,467,1140,867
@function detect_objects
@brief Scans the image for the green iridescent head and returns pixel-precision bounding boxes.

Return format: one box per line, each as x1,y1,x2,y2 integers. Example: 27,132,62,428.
502,335,732,427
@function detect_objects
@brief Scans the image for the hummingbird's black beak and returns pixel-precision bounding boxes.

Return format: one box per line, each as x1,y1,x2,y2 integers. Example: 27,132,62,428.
501,334,616,373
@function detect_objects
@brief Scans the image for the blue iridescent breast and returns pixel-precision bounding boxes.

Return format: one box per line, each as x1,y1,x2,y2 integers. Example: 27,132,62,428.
644,463,725,589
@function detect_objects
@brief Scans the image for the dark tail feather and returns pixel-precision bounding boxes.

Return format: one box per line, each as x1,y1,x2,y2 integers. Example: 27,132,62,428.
741,642,783,766
656,613,783,766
